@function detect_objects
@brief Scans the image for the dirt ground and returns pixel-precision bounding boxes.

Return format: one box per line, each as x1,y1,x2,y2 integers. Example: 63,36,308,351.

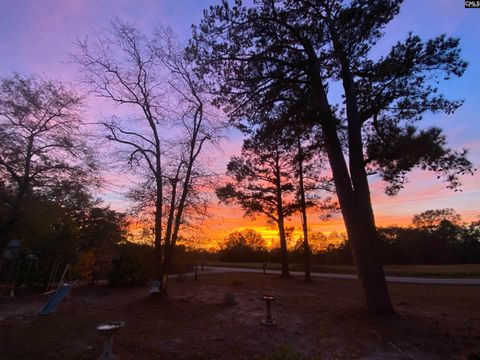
1,272,479,360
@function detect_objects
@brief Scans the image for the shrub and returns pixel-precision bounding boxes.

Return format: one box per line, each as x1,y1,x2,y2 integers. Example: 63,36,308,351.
108,243,153,286
218,244,270,263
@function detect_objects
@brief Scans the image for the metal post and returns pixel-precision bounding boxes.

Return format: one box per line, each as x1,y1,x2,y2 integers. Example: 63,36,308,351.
261,295,276,326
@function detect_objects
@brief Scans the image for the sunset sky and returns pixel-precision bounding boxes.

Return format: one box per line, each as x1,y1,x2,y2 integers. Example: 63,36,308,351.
1,0,479,245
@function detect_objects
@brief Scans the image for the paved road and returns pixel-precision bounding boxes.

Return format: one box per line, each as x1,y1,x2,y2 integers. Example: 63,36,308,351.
204,266,480,285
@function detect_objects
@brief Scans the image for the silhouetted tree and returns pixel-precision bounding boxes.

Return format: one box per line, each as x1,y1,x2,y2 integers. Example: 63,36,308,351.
0,73,98,270
412,208,462,231
224,229,266,249
191,0,475,314
74,20,166,288
74,22,222,294
219,229,269,262
289,128,336,281
463,218,480,263
295,137,313,280
216,128,297,276
408,209,464,263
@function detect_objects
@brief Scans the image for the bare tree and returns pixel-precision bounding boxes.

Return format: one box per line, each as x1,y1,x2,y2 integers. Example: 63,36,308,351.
0,73,97,269
154,28,224,290
74,20,222,294
73,21,166,285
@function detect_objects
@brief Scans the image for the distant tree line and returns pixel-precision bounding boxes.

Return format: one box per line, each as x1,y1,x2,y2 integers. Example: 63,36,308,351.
216,209,480,266
376,209,480,265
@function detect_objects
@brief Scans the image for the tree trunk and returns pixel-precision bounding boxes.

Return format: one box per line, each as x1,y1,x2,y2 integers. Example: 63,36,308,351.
321,121,394,315
306,46,394,313
277,215,290,277
273,147,290,277
347,198,393,315
160,170,181,296
153,175,164,295
339,47,394,315
161,125,203,294
159,256,170,296
297,138,311,281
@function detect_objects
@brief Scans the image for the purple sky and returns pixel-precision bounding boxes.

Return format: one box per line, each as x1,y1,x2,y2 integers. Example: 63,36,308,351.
1,0,479,234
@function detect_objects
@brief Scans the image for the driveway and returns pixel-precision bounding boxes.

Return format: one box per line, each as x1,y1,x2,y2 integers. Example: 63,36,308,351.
205,266,480,285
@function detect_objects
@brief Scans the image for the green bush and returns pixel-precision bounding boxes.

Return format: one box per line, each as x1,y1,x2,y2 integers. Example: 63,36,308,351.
108,243,153,286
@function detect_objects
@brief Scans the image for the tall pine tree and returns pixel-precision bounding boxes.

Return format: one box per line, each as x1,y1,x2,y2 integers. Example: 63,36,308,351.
191,0,474,314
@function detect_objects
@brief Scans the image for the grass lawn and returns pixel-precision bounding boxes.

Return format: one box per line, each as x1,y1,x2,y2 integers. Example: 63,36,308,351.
1,272,480,359
208,261,480,278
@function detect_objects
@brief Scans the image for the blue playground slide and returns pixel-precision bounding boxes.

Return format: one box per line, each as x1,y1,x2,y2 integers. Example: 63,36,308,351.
39,284,72,315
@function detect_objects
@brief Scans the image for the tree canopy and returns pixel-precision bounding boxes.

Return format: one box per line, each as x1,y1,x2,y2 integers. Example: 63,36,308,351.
190,0,474,194
0,73,98,261
0,73,97,199
191,0,475,314
412,208,462,231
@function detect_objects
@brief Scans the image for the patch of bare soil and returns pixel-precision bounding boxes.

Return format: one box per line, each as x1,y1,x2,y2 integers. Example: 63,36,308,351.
1,272,479,359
